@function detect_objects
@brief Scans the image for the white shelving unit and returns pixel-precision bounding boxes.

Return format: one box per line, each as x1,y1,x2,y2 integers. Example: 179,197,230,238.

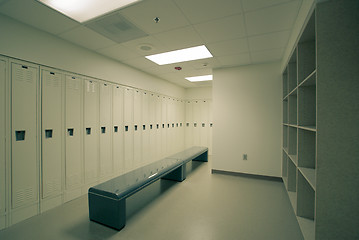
282,1,359,239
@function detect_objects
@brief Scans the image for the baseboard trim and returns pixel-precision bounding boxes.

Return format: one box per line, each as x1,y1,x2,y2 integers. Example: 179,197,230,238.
211,169,283,182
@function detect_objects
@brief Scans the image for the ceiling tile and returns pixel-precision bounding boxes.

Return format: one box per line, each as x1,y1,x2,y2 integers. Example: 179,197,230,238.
153,26,204,50
122,35,169,56
59,26,116,50
0,0,79,35
251,48,284,64
242,0,295,12
217,53,252,67
207,38,249,57
194,14,246,43
119,0,190,34
122,56,160,69
248,30,291,52
174,0,243,24
96,44,141,61
245,0,301,36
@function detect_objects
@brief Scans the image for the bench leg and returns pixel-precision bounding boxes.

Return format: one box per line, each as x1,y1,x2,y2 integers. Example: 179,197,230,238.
162,164,186,182
193,151,208,162
89,193,126,230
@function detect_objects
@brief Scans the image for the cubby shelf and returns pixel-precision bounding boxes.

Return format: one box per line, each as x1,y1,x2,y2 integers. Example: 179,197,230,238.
298,167,316,190
297,217,315,240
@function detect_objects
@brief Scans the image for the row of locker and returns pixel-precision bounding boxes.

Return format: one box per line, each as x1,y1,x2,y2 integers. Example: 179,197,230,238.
0,57,213,229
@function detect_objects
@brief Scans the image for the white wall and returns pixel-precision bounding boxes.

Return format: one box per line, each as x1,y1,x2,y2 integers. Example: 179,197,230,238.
212,62,282,177
0,13,185,99
185,87,212,100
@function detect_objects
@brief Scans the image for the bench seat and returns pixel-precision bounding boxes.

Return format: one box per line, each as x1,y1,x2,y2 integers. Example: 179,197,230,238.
88,146,208,230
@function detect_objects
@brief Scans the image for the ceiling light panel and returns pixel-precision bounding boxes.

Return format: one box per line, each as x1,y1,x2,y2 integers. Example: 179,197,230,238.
37,0,141,23
145,45,213,65
185,75,213,82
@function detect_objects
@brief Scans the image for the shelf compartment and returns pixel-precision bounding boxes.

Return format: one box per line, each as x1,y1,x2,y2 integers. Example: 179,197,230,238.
297,216,315,240
288,51,297,92
283,99,288,124
283,125,288,150
287,159,297,193
283,68,288,98
288,90,297,125
298,167,316,190
297,171,315,220
288,191,297,215
288,126,297,165
298,82,316,127
282,151,288,178
298,129,316,169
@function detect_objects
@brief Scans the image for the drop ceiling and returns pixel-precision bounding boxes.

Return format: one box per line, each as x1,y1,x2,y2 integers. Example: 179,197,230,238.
0,0,302,88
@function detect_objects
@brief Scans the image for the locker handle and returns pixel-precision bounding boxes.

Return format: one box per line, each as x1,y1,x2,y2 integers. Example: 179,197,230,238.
101,127,106,134
15,130,25,141
67,128,74,136
210,123,213,127
114,126,118,133
172,123,174,128
150,124,153,130
86,128,91,135
156,124,159,129
194,123,197,127
186,123,189,127
167,124,170,128
50,72,55,75
134,125,138,131
22,65,28,69
162,124,165,129
202,123,205,127
125,126,129,132
45,129,53,139
143,125,146,130
180,123,183,127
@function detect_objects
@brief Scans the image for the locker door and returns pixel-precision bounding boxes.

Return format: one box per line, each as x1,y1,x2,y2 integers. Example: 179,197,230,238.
209,100,213,154
65,75,83,191
141,92,149,164
83,79,99,184
41,69,63,199
148,94,156,162
155,95,161,161
161,97,167,157
124,88,134,171
193,101,201,146
179,100,185,150
11,62,39,209
133,89,142,167
99,83,113,177
166,98,173,154
185,101,193,148
0,60,6,216
112,85,124,174
200,100,209,148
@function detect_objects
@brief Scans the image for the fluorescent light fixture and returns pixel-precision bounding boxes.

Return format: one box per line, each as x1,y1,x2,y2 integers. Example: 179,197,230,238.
37,0,141,23
185,75,213,82
145,45,213,65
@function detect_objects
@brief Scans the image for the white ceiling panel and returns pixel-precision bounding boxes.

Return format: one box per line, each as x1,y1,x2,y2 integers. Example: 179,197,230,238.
217,53,251,67
174,0,243,24
245,0,301,36
242,0,294,12
122,56,160,70
122,35,169,56
248,30,291,52
251,48,284,64
59,26,116,50
207,38,249,57
194,14,247,43
0,0,79,35
96,44,141,61
153,26,204,51
119,0,190,34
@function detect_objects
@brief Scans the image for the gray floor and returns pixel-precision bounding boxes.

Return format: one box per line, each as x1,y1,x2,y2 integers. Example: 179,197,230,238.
0,159,303,240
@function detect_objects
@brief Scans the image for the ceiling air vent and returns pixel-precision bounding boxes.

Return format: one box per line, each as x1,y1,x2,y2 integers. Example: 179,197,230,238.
86,12,148,44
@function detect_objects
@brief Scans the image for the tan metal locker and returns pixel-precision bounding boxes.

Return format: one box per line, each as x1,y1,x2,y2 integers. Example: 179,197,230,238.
124,88,134,171
99,83,113,178
185,101,193,148
112,85,124,174
148,94,156,162
65,75,83,193
141,92,149,165
11,62,39,210
161,97,167,157
83,79,99,184
41,69,63,200
166,98,173,155
193,101,201,146
209,100,213,154
0,59,6,222
155,95,161,161
133,89,142,167
200,100,209,148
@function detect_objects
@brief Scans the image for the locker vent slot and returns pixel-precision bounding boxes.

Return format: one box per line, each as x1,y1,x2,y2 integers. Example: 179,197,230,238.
125,126,129,132
210,123,213,127
194,123,197,127
114,126,118,132
156,124,159,129
86,128,92,135
150,124,153,129
143,125,146,130
15,130,25,141
67,128,74,136
13,187,35,208
202,123,205,127
101,127,106,134
134,125,138,131
45,129,53,139
186,123,189,127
